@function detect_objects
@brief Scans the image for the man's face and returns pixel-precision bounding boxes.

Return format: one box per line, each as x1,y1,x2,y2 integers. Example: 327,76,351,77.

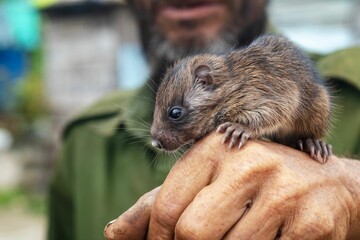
132,0,268,62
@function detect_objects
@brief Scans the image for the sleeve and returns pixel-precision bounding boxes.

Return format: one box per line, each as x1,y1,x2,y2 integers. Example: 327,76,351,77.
47,133,75,240
316,47,360,157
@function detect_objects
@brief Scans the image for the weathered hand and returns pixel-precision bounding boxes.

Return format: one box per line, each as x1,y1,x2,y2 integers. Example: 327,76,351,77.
104,186,160,240
104,132,360,240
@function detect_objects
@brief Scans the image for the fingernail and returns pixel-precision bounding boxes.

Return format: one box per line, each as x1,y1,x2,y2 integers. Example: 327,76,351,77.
104,219,116,236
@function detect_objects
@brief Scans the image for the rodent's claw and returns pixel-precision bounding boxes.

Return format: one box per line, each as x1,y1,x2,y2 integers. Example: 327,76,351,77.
298,140,304,151
297,139,332,164
322,142,333,163
229,130,242,148
223,126,237,145
320,141,328,161
216,122,232,134
327,143,333,159
238,133,250,149
217,122,253,149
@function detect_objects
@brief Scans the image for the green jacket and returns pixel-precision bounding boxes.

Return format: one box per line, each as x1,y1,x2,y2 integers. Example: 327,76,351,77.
48,48,360,240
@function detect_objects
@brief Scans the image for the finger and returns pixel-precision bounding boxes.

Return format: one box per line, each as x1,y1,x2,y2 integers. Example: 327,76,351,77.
281,200,346,240
147,133,225,239
173,146,279,239
104,186,160,240
223,199,284,240
174,178,258,239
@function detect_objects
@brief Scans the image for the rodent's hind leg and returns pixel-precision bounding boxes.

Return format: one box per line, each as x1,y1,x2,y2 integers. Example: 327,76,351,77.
216,122,256,149
297,139,332,164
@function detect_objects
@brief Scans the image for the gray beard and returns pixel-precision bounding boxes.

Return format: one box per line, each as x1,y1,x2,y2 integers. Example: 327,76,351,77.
147,29,239,68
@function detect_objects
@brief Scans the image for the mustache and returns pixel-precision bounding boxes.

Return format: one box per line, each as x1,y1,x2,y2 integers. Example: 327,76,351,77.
150,0,231,16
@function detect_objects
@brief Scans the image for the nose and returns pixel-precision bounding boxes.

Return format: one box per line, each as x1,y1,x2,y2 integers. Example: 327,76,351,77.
151,139,163,149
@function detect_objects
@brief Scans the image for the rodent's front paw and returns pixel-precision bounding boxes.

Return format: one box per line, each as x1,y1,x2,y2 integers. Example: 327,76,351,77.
297,139,332,163
216,122,255,149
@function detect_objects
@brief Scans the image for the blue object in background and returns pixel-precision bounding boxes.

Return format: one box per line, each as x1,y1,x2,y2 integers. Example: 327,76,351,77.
117,44,149,90
0,48,27,110
0,48,27,81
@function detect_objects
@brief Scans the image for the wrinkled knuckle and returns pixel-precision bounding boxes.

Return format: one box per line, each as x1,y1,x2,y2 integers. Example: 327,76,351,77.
138,192,152,205
152,201,179,229
290,216,335,238
237,160,278,182
268,184,299,206
314,218,335,237
266,196,284,211
139,188,159,205
175,220,208,240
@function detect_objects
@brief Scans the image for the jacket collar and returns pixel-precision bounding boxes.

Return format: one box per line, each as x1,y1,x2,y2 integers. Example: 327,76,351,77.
317,47,360,91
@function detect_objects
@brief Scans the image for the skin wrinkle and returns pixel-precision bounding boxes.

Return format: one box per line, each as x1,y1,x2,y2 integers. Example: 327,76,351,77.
331,186,353,239
177,140,264,239
104,187,160,240
225,200,283,239
152,199,181,230
175,187,225,239
289,199,336,239
225,149,343,239
336,160,360,239
176,186,253,239
181,134,222,176
278,166,352,239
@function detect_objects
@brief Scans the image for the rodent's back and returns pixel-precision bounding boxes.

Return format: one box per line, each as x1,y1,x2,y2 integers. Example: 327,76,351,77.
220,35,331,140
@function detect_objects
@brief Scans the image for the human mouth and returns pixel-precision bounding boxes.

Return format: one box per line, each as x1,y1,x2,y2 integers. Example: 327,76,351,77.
157,1,227,21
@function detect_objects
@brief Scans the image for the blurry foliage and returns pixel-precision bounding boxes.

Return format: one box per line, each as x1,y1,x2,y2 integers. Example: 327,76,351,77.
0,188,46,214
14,48,48,125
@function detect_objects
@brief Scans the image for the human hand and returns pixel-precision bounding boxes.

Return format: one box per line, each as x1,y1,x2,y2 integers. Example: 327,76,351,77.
104,132,360,240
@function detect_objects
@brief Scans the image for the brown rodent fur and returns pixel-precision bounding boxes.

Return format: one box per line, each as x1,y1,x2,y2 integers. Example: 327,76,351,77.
151,34,332,162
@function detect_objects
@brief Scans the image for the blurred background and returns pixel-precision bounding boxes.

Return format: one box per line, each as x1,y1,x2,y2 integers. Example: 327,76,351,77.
0,0,359,239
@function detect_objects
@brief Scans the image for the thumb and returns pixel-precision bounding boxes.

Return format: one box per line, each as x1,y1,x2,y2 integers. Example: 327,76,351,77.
104,186,161,240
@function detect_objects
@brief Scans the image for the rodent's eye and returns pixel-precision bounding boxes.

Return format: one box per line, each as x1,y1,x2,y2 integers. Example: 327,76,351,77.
168,107,184,121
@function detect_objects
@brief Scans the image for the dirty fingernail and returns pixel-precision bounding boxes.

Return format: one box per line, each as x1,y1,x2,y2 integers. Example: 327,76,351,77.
104,219,117,235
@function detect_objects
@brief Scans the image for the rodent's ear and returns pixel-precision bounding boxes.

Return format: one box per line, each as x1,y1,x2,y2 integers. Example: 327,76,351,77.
194,65,213,86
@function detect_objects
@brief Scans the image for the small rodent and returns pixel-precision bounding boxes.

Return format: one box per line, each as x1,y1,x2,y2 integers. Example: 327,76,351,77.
150,34,332,163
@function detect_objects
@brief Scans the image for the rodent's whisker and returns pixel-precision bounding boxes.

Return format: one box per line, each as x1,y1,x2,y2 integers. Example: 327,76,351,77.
145,78,159,95
110,104,152,127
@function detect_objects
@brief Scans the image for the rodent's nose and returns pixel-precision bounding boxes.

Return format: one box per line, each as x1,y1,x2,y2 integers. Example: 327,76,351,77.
151,139,163,149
